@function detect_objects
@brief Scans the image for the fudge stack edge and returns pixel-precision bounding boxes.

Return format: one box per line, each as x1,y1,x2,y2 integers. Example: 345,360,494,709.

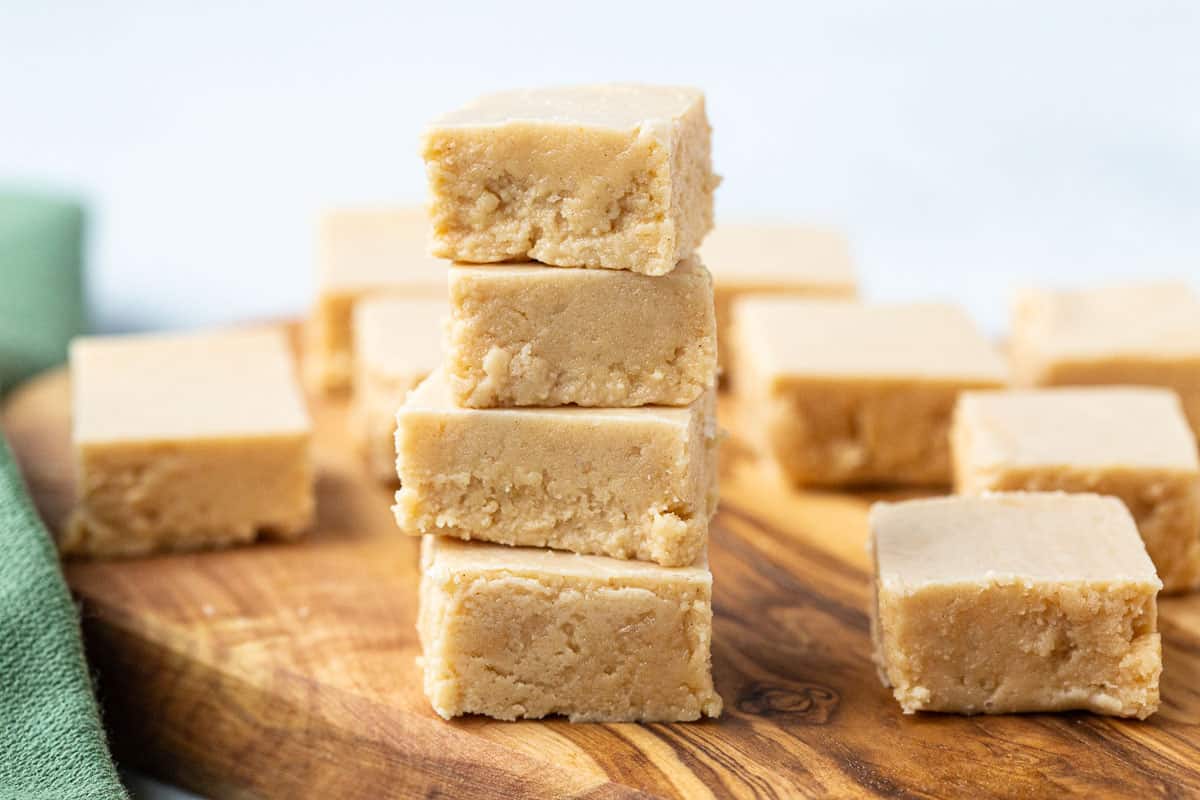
397,84,724,723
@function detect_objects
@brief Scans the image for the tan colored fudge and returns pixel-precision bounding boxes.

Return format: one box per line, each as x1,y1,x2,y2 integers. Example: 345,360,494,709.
352,297,444,483
953,388,1200,592
446,257,716,408
423,84,717,275
394,370,717,567
418,535,722,722
870,493,1162,718
307,207,445,393
1011,281,1200,436
699,222,857,370
732,299,1006,486
68,328,314,557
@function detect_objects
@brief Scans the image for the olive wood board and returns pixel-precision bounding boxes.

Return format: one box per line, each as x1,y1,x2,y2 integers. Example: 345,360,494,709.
4,337,1200,799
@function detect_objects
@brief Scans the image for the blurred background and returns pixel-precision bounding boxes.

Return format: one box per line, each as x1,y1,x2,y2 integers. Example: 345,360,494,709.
3,1,1197,337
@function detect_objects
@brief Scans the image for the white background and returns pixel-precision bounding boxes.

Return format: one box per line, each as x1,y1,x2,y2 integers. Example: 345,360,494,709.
2,3,1198,797
3,1,1198,338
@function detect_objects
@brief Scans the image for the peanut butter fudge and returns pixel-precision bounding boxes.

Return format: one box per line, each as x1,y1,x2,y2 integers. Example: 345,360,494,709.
953,388,1200,593
700,223,857,369
447,257,716,408
732,299,1006,486
423,84,717,275
68,328,314,557
394,370,717,567
870,493,1162,718
352,297,444,483
418,535,722,722
1011,281,1200,436
308,207,445,392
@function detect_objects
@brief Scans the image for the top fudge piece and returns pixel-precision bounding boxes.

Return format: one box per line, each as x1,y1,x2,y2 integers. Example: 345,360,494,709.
69,328,314,556
953,387,1200,592
423,84,717,275
446,257,716,408
870,493,1162,718
732,299,1006,486
1011,281,1200,436
699,223,857,369
308,207,445,392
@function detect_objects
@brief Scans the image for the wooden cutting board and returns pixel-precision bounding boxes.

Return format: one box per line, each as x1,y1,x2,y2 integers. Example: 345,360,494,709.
5,340,1200,799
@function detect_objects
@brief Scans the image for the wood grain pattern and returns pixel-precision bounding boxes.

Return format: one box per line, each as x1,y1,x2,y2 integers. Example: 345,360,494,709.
5,336,1200,799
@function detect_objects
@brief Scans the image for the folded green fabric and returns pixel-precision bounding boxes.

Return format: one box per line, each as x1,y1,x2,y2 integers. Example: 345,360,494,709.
0,436,127,800
0,192,126,799
0,191,86,395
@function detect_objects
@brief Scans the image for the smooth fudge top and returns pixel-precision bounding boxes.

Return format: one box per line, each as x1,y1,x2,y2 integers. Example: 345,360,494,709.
429,84,705,133
735,299,1006,383
871,493,1161,589
957,388,1199,471
422,535,709,582
72,328,309,444
354,297,445,377
318,207,445,292
402,368,707,427
1014,281,1200,360
701,223,856,291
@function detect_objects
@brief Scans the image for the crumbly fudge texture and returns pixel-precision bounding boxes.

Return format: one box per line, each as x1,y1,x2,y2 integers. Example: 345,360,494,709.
699,223,857,371
68,328,314,557
394,370,718,567
732,299,1006,486
307,207,445,392
418,536,722,722
447,257,716,408
423,84,717,275
352,297,445,483
954,388,1200,592
870,493,1162,718
1011,281,1200,437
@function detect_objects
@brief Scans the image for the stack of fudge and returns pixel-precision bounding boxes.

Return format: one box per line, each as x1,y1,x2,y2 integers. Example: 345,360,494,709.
398,85,723,722
730,280,1200,720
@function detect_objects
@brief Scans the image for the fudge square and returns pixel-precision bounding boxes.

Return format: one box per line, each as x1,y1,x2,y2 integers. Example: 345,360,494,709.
699,222,857,370
953,388,1200,592
307,207,445,393
352,297,444,483
1011,281,1200,437
731,299,1006,486
394,370,717,567
870,493,1162,719
68,328,314,557
447,257,716,408
422,84,717,276
418,535,722,722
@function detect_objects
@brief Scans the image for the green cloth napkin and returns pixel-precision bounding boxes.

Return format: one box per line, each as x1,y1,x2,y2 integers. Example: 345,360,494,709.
0,192,127,799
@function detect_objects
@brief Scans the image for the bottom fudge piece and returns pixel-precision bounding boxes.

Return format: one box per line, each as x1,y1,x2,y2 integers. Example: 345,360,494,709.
351,297,444,482
418,536,722,722
869,493,1162,719
68,328,314,556
953,388,1200,593
394,370,718,567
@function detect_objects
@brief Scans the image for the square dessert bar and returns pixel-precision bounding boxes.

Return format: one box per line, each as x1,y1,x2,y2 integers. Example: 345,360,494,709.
732,299,1006,486
870,493,1162,718
953,388,1200,592
394,370,717,567
352,297,444,483
447,257,716,408
699,223,857,370
419,535,722,722
307,207,445,392
423,84,717,275
1011,281,1200,436
68,328,314,557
